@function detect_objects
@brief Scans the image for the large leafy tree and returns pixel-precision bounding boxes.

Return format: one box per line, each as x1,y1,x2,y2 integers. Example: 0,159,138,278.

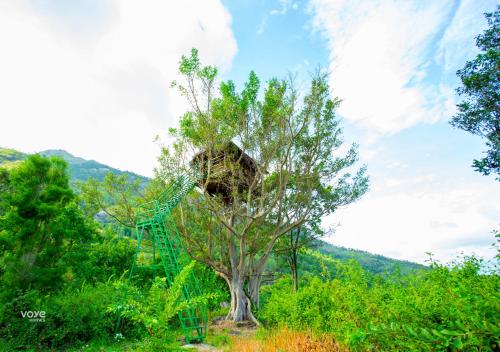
159,49,368,322
0,155,94,293
450,7,499,179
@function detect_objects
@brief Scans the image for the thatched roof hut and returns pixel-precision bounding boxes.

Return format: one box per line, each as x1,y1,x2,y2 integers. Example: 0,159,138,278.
191,141,258,203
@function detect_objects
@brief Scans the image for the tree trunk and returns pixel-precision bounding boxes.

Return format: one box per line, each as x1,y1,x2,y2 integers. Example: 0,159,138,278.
291,250,299,292
248,274,261,309
287,227,300,292
225,277,258,323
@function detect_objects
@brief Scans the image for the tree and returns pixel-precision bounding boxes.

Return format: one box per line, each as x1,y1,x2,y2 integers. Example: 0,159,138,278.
159,49,368,323
450,7,500,179
78,170,168,231
0,155,94,293
273,225,326,292
78,172,145,228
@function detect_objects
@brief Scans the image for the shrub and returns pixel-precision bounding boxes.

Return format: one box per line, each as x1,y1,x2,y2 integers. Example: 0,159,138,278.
110,261,220,338
193,263,230,310
0,281,141,350
259,255,500,351
65,227,136,286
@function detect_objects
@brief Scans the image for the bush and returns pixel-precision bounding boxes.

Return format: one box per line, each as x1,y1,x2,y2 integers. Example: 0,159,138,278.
65,227,137,286
111,261,220,338
0,281,144,350
193,263,229,311
259,255,500,351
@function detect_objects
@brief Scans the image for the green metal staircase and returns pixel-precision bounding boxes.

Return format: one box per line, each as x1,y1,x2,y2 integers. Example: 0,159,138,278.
129,173,207,343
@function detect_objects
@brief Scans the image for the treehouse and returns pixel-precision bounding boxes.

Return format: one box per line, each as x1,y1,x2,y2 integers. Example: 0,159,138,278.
191,141,259,203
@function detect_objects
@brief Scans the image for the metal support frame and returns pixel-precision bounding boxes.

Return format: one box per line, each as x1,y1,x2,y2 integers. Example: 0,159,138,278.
120,173,207,343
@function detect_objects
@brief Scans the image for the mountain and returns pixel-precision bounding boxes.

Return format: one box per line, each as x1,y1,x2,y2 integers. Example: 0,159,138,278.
266,239,426,279
39,149,149,187
0,147,149,187
315,240,426,274
0,148,26,169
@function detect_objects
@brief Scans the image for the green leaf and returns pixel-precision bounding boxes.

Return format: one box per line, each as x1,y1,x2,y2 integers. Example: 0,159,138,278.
440,329,462,336
452,337,464,349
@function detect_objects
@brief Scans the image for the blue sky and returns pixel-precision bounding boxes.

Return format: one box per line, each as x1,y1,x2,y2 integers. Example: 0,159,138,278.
220,0,328,86
0,0,498,263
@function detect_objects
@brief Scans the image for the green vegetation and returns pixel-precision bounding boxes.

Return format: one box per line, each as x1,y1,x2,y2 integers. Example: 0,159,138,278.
0,148,26,163
0,154,94,293
0,148,26,169
0,152,498,351
40,149,149,187
268,240,426,282
315,240,425,275
259,252,499,351
0,155,225,351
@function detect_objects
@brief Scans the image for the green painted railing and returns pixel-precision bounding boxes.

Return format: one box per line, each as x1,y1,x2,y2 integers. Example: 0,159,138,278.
123,172,206,343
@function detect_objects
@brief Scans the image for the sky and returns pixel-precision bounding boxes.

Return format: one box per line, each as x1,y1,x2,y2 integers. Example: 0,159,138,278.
0,0,498,264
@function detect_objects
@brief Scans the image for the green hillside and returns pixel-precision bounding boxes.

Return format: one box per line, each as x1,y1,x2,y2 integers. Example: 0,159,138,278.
267,239,426,279
0,148,26,169
316,240,426,274
0,147,149,187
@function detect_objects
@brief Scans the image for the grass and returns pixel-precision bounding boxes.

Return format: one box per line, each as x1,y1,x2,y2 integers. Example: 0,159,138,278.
0,334,190,352
205,330,231,347
227,327,346,352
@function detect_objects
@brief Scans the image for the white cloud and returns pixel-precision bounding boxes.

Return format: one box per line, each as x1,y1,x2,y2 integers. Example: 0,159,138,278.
270,0,299,16
309,0,496,135
0,0,237,176
309,0,500,264
257,17,268,36
326,173,500,264
258,0,300,35
437,0,498,73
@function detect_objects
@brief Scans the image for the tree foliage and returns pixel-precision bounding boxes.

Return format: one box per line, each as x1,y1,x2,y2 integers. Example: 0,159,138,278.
451,7,500,178
161,48,368,321
78,172,144,228
0,155,94,294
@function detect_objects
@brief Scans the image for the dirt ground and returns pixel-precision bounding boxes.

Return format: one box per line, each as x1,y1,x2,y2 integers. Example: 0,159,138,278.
182,319,258,351
210,318,258,339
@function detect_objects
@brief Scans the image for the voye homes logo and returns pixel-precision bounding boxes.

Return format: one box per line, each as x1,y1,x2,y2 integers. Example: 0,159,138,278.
20,310,46,323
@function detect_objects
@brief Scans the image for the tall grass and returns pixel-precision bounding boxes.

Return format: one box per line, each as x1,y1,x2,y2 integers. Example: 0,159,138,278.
230,327,345,352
